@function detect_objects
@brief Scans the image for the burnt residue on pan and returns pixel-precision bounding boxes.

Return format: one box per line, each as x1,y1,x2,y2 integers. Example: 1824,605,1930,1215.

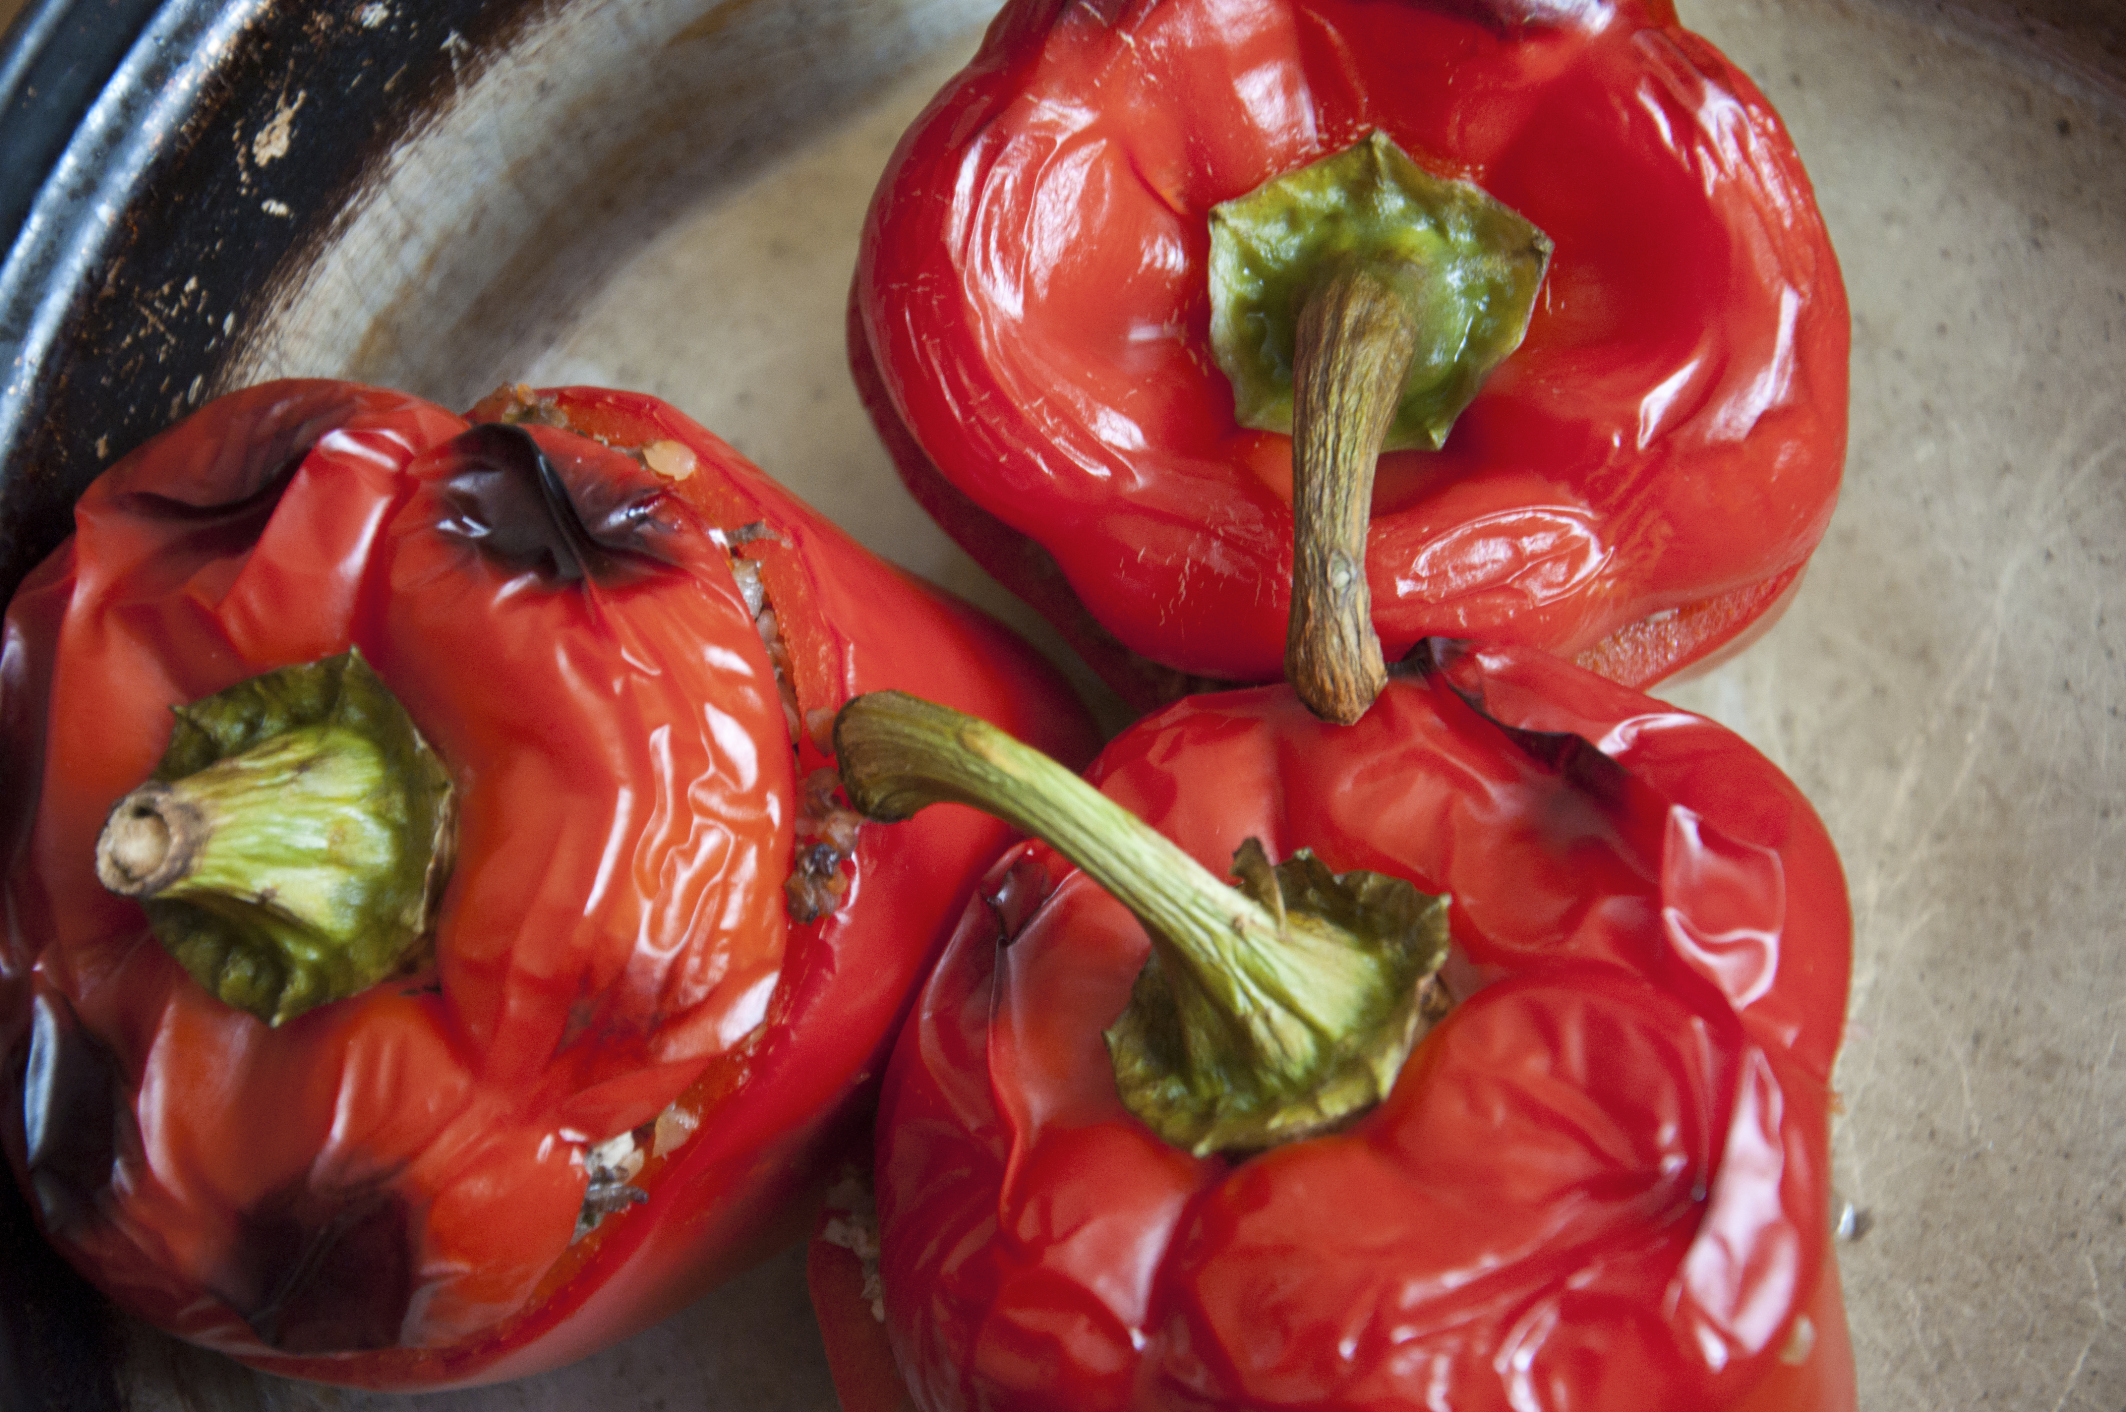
0,0,541,607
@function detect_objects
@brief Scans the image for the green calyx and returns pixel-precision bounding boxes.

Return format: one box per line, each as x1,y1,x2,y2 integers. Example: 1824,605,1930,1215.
94,650,456,1027
834,692,1451,1158
1209,130,1552,452
1108,838,1449,1156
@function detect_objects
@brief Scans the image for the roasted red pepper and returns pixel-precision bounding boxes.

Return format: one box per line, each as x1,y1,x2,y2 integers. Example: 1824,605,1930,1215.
827,640,1853,1411
852,0,1849,714
0,379,1095,1388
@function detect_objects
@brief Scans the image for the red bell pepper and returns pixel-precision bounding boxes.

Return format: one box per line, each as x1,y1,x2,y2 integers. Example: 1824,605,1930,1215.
0,379,1095,1389
852,0,1849,716
827,638,1853,1410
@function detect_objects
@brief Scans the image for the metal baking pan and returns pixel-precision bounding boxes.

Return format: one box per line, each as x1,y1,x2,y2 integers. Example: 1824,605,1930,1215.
1,0,2122,1407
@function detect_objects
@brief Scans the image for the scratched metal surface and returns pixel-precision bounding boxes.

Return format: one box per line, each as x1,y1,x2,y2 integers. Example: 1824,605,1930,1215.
60,0,2126,1406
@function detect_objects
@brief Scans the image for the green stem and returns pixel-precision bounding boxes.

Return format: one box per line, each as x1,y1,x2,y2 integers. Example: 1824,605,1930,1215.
835,692,1450,1156
95,651,456,1027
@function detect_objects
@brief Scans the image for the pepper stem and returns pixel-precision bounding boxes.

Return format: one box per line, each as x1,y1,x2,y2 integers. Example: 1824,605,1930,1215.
95,651,456,1027
835,692,1449,1156
1287,265,1414,724
1208,132,1552,725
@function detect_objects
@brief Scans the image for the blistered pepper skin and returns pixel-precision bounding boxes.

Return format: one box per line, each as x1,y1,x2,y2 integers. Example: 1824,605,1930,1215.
0,380,1096,1389
871,643,1853,1411
854,0,1849,702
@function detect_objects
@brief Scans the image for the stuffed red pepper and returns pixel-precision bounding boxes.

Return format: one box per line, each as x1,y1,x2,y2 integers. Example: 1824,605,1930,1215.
829,638,1853,1410
0,379,1095,1388
853,0,1849,717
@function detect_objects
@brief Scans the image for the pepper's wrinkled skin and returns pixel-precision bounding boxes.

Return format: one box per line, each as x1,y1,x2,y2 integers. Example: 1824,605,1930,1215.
853,0,1849,704
868,643,1853,1411
0,380,1096,1388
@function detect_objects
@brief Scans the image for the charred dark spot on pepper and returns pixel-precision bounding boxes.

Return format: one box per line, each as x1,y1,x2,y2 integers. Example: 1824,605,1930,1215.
983,854,1053,946
223,1178,414,1353
433,423,689,588
19,991,125,1234
786,769,861,923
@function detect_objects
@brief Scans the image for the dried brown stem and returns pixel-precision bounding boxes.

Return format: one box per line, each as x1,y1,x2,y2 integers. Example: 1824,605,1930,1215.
1286,265,1417,725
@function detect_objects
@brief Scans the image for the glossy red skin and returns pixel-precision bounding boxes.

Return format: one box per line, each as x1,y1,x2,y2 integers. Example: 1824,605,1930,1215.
872,643,1853,1411
0,380,1096,1389
855,0,1849,697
